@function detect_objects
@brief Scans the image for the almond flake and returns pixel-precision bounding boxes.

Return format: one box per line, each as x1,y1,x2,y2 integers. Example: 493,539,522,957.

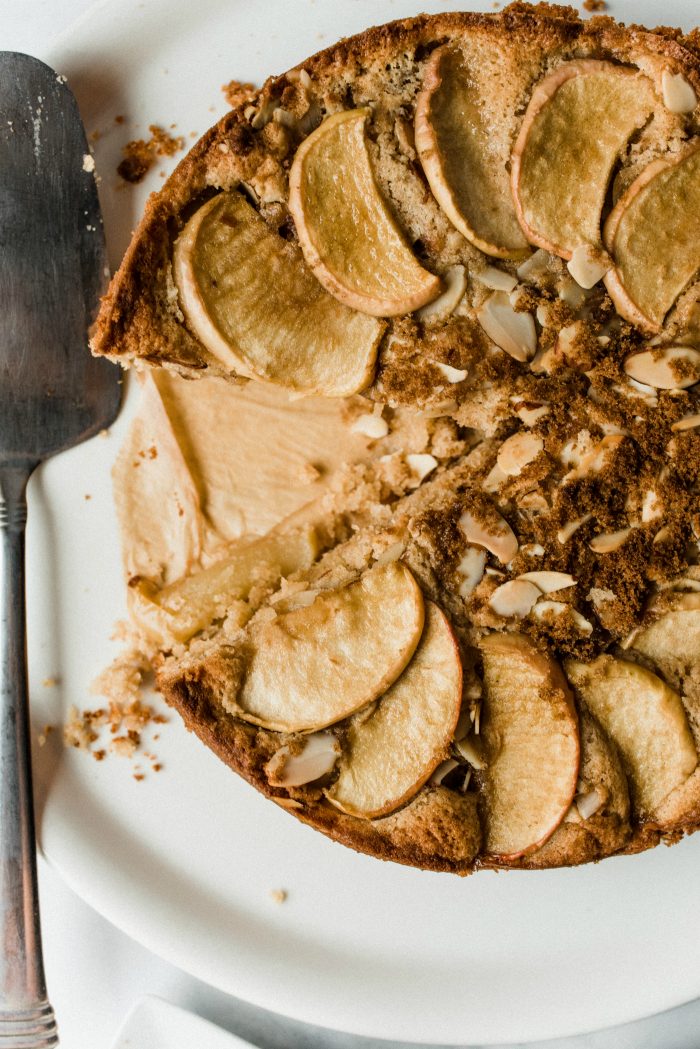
473,266,517,293
641,490,663,523
459,510,518,564
430,758,459,785
571,609,594,634
521,543,545,557
566,244,610,289
489,579,541,618
435,362,468,383
416,264,466,321
516,403,550,426
476,291,537,363
557,276,587,311
661,70,697,113
517,249,549,282
624,347,700,390
563,434,624,482
483,462,507,493
576,788,604,820
406,453,438,481
519,571,576,593
497,432,543,476
589,528,632,553
557,514,593,544
268,732,339,787
456,546,487,598
652,524,673,545
454,734,487,770
350,414,389,439
671,414,700,432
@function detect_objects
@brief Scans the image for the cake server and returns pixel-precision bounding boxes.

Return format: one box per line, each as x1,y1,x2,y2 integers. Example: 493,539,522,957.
0,52,120,1046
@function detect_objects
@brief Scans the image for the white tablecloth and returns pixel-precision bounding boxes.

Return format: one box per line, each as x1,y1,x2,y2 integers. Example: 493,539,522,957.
4,2,700,1046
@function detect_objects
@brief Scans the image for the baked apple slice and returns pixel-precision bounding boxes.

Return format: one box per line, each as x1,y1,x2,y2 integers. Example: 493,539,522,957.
565,655,697,818
129,524,320,646
631,593,700,683
479,633,580,859
511,60,655,257
289,109,442,316
173,190,384,395
603,143,700,332
414,45,529,258
326,602,462,818
221,561,425,732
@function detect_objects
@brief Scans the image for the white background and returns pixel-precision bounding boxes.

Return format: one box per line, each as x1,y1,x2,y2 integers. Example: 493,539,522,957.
4,2,700,1047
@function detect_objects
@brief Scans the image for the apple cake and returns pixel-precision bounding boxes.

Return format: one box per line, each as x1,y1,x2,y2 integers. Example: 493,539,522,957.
93,3,700,872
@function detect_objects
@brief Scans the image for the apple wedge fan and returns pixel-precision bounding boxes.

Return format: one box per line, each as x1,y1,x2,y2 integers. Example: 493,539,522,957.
93,8,700,873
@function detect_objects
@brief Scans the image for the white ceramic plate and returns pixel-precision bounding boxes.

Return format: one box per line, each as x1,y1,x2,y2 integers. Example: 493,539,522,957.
111,996,254,1049
29,1,700,1044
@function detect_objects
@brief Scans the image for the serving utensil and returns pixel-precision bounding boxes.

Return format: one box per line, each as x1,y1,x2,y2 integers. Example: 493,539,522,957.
0,52,121,1046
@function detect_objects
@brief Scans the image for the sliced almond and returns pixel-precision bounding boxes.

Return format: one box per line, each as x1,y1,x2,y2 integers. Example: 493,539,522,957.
519,571,576,594
416,265,466,322
455,734,487,770
571,609,594,635
641,490,663,523
557,514,593,544
496,432,543,476
576,788,604,820
267,732,340,787
406,453,438,481
515,403,550,427
557,276,587,311
661,70,697,114
430,757,459,785
476,291,537,363
489,579,541,618
482,461,507,493
516,249,550,282
457,545,487,598
521,542,545,557
350,414,389,439
563,434,624,482
624,347,700,390
653,524,673,545
473,266,518,293
671,413,700,432
566,244,610,289
459,509,519,564
589,528,632,553
435,361,468,383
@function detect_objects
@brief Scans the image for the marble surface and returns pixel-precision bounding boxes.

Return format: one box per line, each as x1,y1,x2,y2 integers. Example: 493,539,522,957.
5,1,700,1045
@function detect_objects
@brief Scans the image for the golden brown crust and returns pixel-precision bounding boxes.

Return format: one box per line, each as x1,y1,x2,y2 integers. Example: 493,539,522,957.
161,664,480,873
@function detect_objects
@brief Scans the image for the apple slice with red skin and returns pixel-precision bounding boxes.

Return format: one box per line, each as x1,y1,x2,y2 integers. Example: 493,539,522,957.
326,602,463,819
603,142,700,333
479,632,580,860
511,60,655,258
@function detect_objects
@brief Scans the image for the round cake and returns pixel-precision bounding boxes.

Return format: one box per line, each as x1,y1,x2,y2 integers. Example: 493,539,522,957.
93,3,700,873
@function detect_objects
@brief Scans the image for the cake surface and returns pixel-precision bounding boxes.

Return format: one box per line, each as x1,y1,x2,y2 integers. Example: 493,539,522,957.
96,3,700,873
